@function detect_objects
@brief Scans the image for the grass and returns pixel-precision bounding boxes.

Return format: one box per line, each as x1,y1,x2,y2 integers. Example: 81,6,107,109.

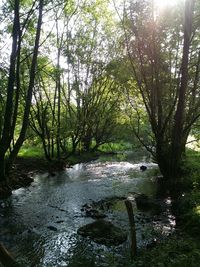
17,141,134,161
131,235,200,267
99,142,133,153
18,145,44,158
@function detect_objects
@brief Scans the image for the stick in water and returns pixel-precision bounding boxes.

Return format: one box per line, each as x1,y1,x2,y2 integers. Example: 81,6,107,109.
125,199,137,258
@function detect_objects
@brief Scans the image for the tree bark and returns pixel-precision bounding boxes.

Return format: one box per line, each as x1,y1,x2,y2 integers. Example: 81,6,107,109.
0,0,19,182
6,0,44,173
170,0,195,178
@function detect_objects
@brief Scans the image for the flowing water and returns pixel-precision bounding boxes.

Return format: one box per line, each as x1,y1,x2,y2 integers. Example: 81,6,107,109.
0,151,175,267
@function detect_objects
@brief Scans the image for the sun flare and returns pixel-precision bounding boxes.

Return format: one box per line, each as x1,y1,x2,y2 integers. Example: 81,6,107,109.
154,0,184,9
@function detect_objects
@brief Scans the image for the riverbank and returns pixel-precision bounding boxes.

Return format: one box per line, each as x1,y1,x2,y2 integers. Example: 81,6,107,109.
0,157,49,198
131,232,200,267
0,151,103,199
129,149,200,267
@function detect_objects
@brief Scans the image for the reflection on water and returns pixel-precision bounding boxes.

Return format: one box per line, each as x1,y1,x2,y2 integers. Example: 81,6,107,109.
0,151,175,267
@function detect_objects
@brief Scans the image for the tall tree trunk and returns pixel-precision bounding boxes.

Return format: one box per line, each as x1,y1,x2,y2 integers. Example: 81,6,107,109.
10,29,22,148
6,0,44,173
169,0,195,178
55,14,64,161
0,0,20,182
56,48,61,160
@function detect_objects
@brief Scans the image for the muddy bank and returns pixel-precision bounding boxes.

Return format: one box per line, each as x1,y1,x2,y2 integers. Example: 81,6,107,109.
0,157,49,198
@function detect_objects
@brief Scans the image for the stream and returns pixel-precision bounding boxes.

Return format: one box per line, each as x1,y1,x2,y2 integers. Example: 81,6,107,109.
0,151,176,267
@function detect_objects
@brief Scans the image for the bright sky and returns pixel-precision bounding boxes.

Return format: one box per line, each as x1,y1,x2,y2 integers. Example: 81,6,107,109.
154,0,185,9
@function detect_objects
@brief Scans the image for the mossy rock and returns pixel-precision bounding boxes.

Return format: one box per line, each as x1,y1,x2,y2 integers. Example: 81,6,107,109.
77,219,127,246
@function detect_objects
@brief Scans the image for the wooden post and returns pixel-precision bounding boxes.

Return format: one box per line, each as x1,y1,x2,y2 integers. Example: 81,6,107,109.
125,199,137,258
0,243,19,267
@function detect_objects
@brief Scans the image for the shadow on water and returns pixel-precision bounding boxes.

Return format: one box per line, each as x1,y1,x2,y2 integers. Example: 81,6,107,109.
0,150,176,267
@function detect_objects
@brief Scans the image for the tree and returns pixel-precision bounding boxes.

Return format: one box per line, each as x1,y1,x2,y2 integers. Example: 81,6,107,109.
60,0,119,153
28,0,119,158
0,0,44,182
29,0,81,160
122,0,199,178
79,75,121,152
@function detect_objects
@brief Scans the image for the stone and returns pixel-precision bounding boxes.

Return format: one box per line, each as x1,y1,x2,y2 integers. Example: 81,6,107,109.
140,165,147,171
81,203,106,219
47,226,57,231
77,219,127,246
55,220,64,224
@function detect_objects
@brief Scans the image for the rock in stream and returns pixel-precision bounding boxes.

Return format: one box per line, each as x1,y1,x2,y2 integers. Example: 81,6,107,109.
77,219,127,246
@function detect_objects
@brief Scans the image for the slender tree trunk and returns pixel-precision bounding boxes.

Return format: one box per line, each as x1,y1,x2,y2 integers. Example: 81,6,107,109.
6,0,44,173
10,29,22,147
0,0,19,182
40,134,51,161
56,48,61,160
55,13,64,160
0,157,6,183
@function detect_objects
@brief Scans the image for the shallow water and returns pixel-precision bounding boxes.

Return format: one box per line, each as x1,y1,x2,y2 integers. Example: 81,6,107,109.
0,151,175,267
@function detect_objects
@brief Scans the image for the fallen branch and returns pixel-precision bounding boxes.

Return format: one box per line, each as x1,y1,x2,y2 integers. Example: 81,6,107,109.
0,243,20,267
